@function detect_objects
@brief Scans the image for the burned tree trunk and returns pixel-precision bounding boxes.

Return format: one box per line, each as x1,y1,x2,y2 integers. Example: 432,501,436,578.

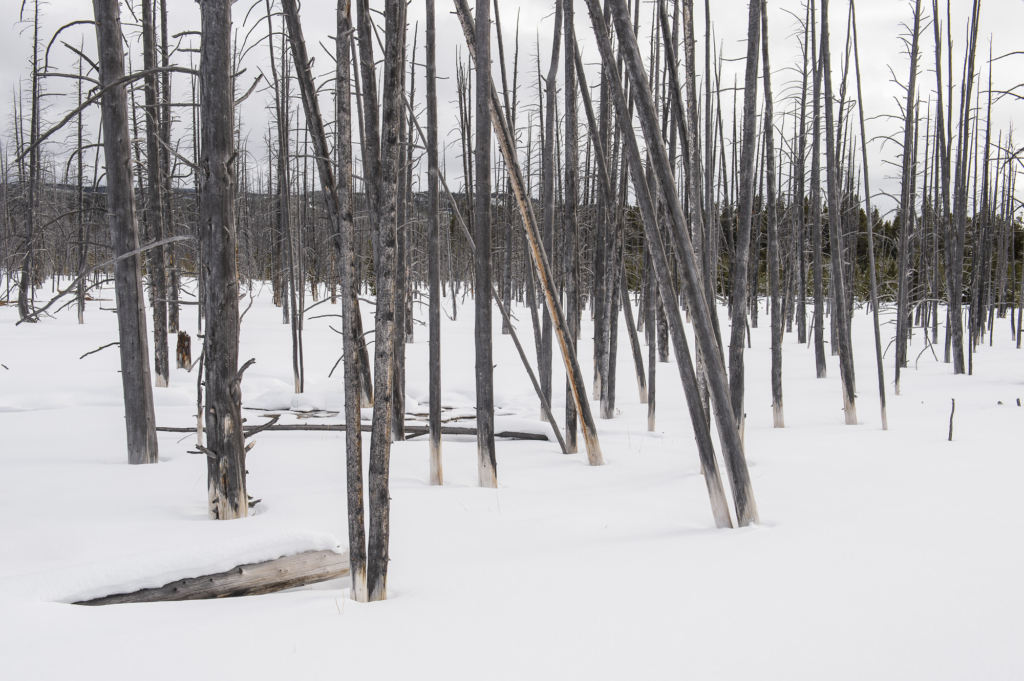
426,0,443,485
453,0,603,466
810,1,827,378
761,1,783,428
92,0,159,465
338,0,368,602
820,0,857,424
851,0,888,429
142,0,169,388
728,0,761,436
366,0,407,602
474,0,497,486
563,0,579,453
199,0,248,518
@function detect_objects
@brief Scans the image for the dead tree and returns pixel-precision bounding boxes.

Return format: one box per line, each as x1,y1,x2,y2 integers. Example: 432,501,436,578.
539,0,562,417
199,0,248,518
585,0,754,527
426,0,443,485
821,0,857,424
453,0,603,466
895,0,923,394
851,0,888,429
92,0,159,465
728,0,761,436
142,0,169,388
810,0,827,378
562,0,579,453
761,0,783,428
365,0,407,602
474,0,497,486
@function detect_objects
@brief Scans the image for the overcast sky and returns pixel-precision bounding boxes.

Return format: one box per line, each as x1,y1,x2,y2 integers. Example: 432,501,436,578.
2,0,1021,217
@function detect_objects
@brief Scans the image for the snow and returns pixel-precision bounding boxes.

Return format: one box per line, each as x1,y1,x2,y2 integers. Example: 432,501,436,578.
1,280,1022,679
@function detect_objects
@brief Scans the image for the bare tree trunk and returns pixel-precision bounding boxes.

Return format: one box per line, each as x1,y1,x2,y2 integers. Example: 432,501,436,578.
586,0,753,527
810,1,827,378
199,0,247,518
761,0,784,428
453,0,603,466
366,0,406,602
562,0,579,453
426,0,443,485
92,0,159,466
728,0,761,436
820,0,857,424
142,0,169,388
539,0,563,415
474,0,497,486
851,0,888,429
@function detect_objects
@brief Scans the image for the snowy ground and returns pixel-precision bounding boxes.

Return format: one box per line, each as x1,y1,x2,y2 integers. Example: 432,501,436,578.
1,280,1022,679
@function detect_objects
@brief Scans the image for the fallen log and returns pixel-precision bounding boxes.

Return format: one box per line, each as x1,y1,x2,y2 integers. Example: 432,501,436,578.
75,549,350,605
156,422,549,441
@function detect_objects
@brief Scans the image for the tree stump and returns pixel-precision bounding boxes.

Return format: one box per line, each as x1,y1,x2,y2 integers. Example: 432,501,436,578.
176,331,191,369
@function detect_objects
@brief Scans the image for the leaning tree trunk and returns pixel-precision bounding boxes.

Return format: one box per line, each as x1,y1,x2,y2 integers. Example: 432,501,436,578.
585,0,751,528
453,0,603,466
92,0,159,465
199,0,248,519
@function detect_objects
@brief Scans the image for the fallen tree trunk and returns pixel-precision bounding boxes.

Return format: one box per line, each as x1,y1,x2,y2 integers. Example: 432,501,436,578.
75,549,350,605
157,423,550,441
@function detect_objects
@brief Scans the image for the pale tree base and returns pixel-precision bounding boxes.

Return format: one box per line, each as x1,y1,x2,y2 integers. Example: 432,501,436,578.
478,456,497,488
842,390,858,425
350,565,369,603
772,401,785,428
429,443,443,486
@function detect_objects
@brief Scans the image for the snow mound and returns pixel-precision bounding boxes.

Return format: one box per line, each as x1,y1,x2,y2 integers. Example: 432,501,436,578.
0,530,343,605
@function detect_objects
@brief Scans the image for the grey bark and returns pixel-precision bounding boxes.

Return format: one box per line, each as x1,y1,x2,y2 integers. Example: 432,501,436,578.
92,0,159,465
199,0,247,516
475,0,497,486
142,0,169,388
427,0,443,485
728,0,761,435
585,0,753,527
820,0,857,424
851,0,888,429
761,0,784,428
366,0,406,602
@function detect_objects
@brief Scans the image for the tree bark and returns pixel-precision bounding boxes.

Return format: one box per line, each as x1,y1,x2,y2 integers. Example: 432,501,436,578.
366,0,406,601
820,0,857,424
761,0,784,428
426,0,443,485
142,0,169,389
199,0,247,517
728,0,761,436
92,0,159,465
474,0,497,486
